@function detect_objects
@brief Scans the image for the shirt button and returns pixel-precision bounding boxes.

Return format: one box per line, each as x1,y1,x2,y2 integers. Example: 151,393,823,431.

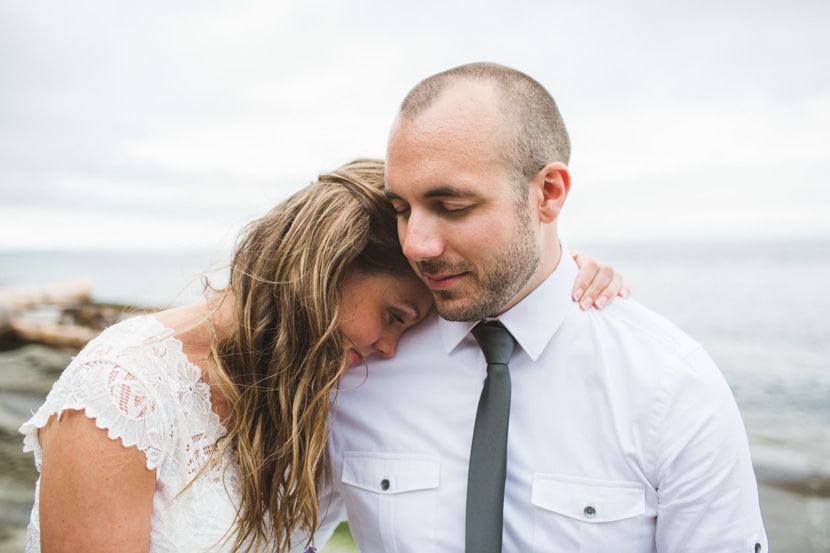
583,505,596,518
380,478,390,491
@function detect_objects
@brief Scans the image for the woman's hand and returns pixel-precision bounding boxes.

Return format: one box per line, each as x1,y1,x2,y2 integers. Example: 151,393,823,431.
571,250,630,310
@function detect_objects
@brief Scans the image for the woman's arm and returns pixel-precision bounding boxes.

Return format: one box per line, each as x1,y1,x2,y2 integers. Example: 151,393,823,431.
38,409,155,553
571,250,631,310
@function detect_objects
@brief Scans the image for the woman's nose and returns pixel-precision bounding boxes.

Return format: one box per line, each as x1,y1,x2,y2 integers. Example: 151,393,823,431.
374,333,400,359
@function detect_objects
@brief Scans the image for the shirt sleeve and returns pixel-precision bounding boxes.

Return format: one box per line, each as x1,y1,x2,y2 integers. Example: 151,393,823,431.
20,338,173,473
652,346,768,552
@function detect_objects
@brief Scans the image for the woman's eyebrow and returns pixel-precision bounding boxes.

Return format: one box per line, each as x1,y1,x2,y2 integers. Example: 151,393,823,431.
395,302,419,320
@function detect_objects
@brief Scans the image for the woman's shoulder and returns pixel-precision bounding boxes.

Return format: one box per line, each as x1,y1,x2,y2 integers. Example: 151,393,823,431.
70,314,201,385
20,314,205,470
80,314,177,359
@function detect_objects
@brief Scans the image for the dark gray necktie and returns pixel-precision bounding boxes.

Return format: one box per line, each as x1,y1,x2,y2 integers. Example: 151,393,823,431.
465,320,516,553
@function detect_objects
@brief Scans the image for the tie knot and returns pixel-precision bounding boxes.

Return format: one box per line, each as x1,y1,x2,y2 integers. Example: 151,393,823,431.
471,321,516,365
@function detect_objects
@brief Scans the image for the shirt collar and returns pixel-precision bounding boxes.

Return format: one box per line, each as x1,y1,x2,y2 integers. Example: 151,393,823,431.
438,242,578,360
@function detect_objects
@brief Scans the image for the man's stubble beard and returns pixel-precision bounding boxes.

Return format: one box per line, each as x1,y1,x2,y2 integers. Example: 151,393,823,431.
421,207,540,322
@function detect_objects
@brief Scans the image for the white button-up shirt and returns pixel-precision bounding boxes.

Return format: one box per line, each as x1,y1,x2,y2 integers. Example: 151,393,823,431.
312,246,767,552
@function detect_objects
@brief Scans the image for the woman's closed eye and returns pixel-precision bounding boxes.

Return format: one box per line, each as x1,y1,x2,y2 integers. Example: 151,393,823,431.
388,310,405,325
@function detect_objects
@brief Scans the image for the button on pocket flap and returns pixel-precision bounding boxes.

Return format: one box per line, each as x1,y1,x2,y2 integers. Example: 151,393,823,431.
532,475,645,523
342,452,440,495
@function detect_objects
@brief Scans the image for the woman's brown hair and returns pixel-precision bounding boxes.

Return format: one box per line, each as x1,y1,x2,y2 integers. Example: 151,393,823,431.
209,158,411,551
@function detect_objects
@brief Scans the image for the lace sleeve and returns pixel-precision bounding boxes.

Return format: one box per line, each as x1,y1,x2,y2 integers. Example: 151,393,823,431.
20,338,173,473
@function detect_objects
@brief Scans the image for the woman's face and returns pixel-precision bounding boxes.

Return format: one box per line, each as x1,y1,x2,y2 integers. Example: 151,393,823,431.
339,269,434,367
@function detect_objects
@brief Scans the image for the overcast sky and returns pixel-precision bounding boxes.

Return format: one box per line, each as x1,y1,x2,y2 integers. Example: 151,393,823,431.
1,0,828,252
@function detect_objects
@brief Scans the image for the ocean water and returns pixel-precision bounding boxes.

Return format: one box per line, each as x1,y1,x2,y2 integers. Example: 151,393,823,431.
1,239,828,467
0,249,231,308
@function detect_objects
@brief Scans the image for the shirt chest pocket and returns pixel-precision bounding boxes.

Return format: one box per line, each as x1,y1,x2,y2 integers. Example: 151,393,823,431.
341,452,441,550
531,475,650,553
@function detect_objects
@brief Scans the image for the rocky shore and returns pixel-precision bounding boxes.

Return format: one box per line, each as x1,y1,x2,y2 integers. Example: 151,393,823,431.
1,336,828,552
0,340,72,552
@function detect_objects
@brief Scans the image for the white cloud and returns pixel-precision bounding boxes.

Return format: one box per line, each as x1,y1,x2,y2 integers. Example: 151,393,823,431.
0,206,243,253
1,0,828,250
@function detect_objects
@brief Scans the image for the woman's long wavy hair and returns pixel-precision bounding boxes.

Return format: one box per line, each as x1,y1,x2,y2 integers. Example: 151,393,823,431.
209,158,412,552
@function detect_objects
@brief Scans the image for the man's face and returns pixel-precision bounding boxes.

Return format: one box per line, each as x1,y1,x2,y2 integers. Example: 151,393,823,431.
384,81,542,321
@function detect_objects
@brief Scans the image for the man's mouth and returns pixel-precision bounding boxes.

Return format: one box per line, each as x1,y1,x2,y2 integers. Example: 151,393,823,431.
424,272,466,290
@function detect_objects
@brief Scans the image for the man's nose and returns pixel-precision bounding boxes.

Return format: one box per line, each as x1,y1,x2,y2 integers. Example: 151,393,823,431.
400,212,443,261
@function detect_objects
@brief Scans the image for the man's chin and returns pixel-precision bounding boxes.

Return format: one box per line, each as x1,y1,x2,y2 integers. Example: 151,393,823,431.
434,296,489,322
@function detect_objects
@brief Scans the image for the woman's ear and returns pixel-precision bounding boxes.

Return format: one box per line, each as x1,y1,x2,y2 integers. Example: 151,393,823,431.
535,162,570,223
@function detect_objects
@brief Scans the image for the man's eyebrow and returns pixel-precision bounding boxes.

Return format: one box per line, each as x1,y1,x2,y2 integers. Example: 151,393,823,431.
384,189,403,202
424,186,478,199
384,186,478,201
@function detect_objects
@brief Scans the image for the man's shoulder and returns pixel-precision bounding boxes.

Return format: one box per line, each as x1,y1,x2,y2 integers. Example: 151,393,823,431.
399,308,445,346
583,298,703,359
561,299,730,403
355,309,447,371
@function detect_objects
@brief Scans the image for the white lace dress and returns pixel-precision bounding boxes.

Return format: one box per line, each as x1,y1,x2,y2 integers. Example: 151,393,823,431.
19,315,252,552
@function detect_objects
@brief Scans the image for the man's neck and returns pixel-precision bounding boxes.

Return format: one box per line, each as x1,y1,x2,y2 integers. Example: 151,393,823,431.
488,238,562,318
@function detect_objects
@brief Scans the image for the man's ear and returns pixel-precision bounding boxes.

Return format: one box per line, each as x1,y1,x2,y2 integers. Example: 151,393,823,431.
535,161,570,223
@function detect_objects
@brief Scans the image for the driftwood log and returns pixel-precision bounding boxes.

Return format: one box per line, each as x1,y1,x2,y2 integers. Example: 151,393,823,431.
0,280,150,349
0,280,94,311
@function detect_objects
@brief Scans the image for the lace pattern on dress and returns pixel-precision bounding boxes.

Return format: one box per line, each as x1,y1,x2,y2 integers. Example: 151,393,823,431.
19,316,226,474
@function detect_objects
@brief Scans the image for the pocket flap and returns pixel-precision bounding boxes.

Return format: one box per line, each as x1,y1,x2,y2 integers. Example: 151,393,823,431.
342,452,441,495
532,475,645,523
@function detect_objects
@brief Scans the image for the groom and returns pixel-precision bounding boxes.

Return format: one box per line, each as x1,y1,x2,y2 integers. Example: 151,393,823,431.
307,62,767,552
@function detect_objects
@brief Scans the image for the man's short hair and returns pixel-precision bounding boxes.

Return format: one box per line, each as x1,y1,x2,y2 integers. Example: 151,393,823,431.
399,62,571,182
